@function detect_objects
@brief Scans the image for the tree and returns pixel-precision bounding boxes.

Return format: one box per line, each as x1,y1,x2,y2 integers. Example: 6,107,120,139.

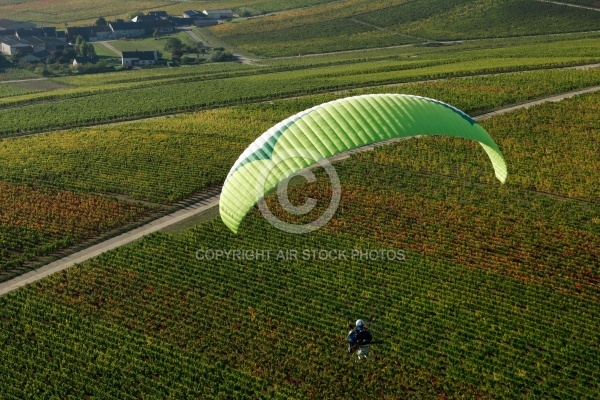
195,42,207,55
153,28,161,39
11,49,24,64
74,35,84,56
171,48,184,61
164,37,183,52
83,43,96,58
95,16,107,26
74,36,96,58
210,50,234,62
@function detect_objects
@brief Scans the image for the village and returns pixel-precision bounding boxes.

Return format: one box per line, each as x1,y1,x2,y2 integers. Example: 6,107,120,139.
0,9,234,68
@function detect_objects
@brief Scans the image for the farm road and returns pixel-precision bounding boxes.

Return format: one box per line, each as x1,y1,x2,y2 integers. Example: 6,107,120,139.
0,78,48,84
182,28,210,48
535,0,600,11
1,85,600,296
98,41,122,56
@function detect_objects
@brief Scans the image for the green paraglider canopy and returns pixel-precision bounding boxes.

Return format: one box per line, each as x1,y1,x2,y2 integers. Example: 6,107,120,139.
220,94,507,233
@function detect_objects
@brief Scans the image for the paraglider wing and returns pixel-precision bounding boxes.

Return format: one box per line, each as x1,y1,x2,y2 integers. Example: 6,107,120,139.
220,94,507,233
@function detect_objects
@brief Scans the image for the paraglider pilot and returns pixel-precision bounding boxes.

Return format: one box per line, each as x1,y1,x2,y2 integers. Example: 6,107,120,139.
347,319,373,359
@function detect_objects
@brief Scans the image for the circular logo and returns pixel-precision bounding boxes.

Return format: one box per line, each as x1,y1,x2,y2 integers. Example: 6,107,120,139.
256,149,341,234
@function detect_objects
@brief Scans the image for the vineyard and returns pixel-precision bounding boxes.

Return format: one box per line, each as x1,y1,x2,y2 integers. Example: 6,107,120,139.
0,0,339,26
208,0,600,56
0,68,598,205
1,92,599,398
2,36,600,136
369,0,600,40
0,181,155,275
0,68,38,82
2,34,598,287
0,2,599,397
0,0,191,26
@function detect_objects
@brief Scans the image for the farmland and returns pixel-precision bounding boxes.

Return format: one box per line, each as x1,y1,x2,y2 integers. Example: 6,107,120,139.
0,0,337,26
0,68,598,205
1,0,600,398
1,92,599,397
108,31,199,60
208,0,600,56
2,34,600,136
0,181,155,277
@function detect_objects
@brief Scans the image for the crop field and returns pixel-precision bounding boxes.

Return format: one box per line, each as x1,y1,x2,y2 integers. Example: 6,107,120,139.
362,0,600,40
2,35,600,136
0,68,598,206
0,83,41,98
0,68,39,82
0,0,339,26
206,18,418,57
1,92,599,397
0,181,154,276
209,0,600,56
0,79,70,98
1,1,599,397
0,0,193,26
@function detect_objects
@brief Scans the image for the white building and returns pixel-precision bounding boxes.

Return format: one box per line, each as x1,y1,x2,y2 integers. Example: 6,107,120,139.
203,10,234,20
122,50,158,66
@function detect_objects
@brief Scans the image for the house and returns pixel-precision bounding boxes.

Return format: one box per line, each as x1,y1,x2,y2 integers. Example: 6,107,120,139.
20,50,50,62
121,50,158,66
143,20,174,33
0,19,36,31
194,20,218,27
203,9,234,20
0,36,32,55
131,15,160,23
89,25,113,41
183,10,202,19
66,26,92,42
15,27,57,38
147,11,168,19
36,36,66,51
169,17,189,27
0,33,66,56
109,20,173,38
67,25,113,42
109,22,146,38
19,36,46,52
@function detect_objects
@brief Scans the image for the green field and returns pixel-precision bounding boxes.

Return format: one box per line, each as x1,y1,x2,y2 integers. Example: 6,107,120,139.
2,35,600,136
0,2,599,398
108,31,199,60
92,42,120,58
209,0,600,56
0,0,337,26
0,68,39,82
0,68,598,204
1,93,599,398
0,65,599,282
0,0,195,27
